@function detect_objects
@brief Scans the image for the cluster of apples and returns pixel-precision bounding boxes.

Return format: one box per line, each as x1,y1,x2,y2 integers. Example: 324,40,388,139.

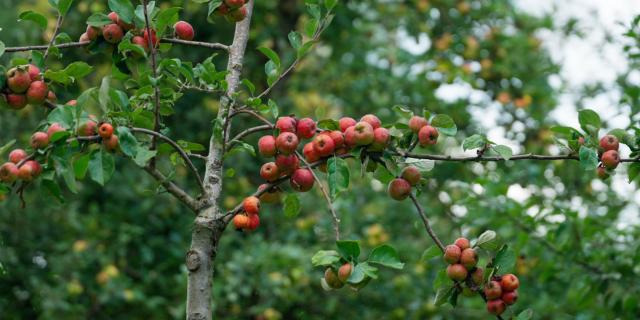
323,262,353,289
214,0,249,22
596,134,621,179
232,196,261,231
79,12,195,48
1,64,56,110
483,274,520,315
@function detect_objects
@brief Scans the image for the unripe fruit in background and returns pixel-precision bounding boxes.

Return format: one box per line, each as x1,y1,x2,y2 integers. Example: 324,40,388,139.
443,244,461,264
77,120,98,136
0,163,19,183
132,36,148,52
303,142,320,163
338,263,352,282
225,0,245,8
27,64,41,81
276,132,299,155
599,135,619,151
471,267,483,285
215,3,230,16
601,150,619,169
324,268,344,289
257,184,280,203
370,127,390,150
484,280,502,300
228,6,248,22
103,135,119,152
174,21,195,40
99,123,114,139
296,118,316,139
260,162,280,181
6,94,27,109
233,214,250,229
26,81,48,104
353,121,375,145
47,123,65,138
108,12,118,23
401,166,421,186
502,290,518,305
460,248,478,269
246,214,260,230
8,149,27,164
86,26,100,40
486,299,506,316
360,114,381,129
446,264,468,281
313,134,335,157
290,168,314,192
339,117,357,132
102,24,124,43
418,125,439,146
500,273,519,291
597,166,609,179
387,178,411,201
6,67,31,93
66,100,77,106
327,131,345,149
408,116,428,133
258,135,277,157
275,154,299,175
143,29,159,46
275,116,297,133
344,126,357,147
454,237,470,250
30,132,49,149
242,196,260,215
47,90,57,102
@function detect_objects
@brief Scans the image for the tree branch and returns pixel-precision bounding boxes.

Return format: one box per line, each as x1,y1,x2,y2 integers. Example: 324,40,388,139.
43,14,64,62
226,124,272,148
229,109,274,126
143,165,199,212
141,0,161,166
4,39,227,53
409,193,445,252
160,38,229,51
396,151,640,162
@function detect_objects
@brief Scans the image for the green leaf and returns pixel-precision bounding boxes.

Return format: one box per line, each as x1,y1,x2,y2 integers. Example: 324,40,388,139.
0,41,5,58
421,246,442,261
283,193,301,218
493,244,516,273
73,153,90,179
403,158,434,172
311,250,341,267
550,125,581,138
288,31,303,50
327,157,349,201
156,7,181,36
42,179,64,203
336,240,360,261
346,263,366,284
47,105,75,128
368,244,404,269
392,105,413,119
356,262,378,280
434,285,455,306
325,0,338,10
579,146,598,171
462,134,487,151
267,99,279,119
88,149,115,186
432,269,449,290
58,0,74,15
578,109,601,134
19,11,48,30
516,309,534,320
629,163,640,182
317,119,339,130
297,41,317,58
133,147,157,167
0,140,16,157
265,60,279,86
304,18,319,38
475,230,500,251
116,127,138,158
54,156,78,193
109,0,135,24
258,47,281,69
493,145,512,160
430,114,457,136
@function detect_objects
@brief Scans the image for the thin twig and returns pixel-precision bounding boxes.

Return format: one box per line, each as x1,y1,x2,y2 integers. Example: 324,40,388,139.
229,109,274,126
143,165,200,211
395,151,640,162
296,151,341,240
409,193,445,252
161,38,229,51
226,124,272,148
43,14,64,61
141,0,161,167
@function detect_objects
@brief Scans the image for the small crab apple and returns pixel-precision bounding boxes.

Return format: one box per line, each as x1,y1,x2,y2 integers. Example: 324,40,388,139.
324,268,344,289
31,132,49,149
500,273,519,291
471,267,483,285
6,94,27,109
443,244,461,264
303,142,320,163
327,130,345,149
460,248,478,269
446,264,468,281
79,33,90,42
26,160,42,177
353,121,375,145
601,150,620,169
401,166,421,186
502,290,518,305
387,178,411,201
313,134,335,157
600,134,619,151
46,90,57,102
77,120,98,136
360,114,381,129
339,117,357,132
27,64,41,81
257,184,280,203
275,154,299,175
486,299,506,316
0,163,19,183
132,36,148,51
296,118,317,139
597,166,609,179
233,214,250,229
224,0,245,8
102,24,124,44
66,100,77,106
343,126,357,147
258,135,277,157
108,12,118,23
9,149,27,164
26,81,48,104
454,237,470,250
370,127,390,150
215,3,230,16
275,116,297,133
7,67,32,93
47,123,65,138
408,116,428,133
484,280,502,300
143,29,159,47
246,214,260,230
290,168,315,192
418,125,439,146
99,123,114,139
174,21,194,40
243,196,260,215
116,15,134,31
228,6,248,22
17,163,34,181
276,132,299,155
103,135,119,152
338,263,353,282
260,162,280,181
85,25,100,40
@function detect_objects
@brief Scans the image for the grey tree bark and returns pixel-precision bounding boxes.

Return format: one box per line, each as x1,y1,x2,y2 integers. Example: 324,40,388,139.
185,2,254,319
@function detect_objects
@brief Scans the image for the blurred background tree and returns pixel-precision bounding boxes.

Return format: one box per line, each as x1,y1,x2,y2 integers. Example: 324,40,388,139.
1,0,639,319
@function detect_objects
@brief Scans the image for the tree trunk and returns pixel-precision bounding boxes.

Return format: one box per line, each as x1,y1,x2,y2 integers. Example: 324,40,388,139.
185,2,254,320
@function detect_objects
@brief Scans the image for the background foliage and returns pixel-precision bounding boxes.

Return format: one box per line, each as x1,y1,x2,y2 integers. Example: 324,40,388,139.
1,0,639,319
